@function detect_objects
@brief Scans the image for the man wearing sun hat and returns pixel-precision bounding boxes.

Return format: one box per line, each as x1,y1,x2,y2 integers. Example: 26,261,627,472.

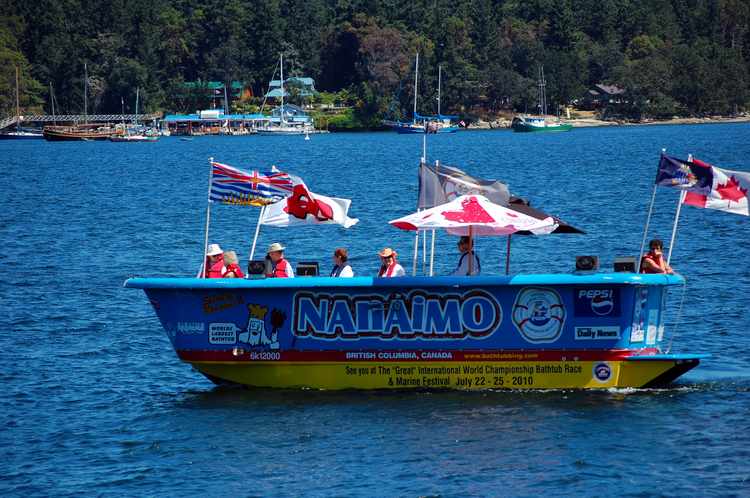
377,247,405,277
266,242,294,278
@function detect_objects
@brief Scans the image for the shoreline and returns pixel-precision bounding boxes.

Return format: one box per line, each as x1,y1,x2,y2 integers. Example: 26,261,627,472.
466,115,750,130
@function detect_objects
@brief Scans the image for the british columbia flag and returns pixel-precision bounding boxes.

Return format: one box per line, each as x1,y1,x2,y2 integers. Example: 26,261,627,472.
209,161,295,206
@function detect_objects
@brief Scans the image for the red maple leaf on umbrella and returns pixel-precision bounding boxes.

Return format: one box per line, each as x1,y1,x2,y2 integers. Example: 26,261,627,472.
716,175,748,203
441,196,496,223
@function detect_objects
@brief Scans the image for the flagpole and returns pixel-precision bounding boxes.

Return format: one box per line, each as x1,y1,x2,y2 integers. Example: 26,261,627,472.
667,154,692,264
429,229,436,276
413,151,427,277
638,149,665,269
667,191,686,264
638,184,658,268
202,158,214,278
249,204,265,260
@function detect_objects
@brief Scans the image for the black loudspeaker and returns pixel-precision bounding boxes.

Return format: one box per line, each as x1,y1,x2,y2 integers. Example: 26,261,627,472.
614,256,637,273
247,260,267,279
575,255,599,271
296,261,319,277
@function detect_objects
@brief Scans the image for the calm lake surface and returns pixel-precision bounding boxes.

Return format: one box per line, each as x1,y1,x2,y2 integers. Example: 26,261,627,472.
2,125,750,496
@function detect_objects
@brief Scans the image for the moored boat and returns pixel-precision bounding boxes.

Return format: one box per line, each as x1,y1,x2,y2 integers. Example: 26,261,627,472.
109,133,159,142
124,272,704,390
0,129,43,139
390,57,461,134
512,66,572,133
43,124,116,141
511,115,573,132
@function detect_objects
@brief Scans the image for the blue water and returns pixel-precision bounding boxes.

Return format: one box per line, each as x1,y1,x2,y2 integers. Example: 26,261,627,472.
2,125,750,496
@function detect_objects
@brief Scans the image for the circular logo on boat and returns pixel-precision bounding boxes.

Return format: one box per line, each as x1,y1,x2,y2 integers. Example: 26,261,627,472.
593,362,612,382
592,295,614,315
512,287,565,343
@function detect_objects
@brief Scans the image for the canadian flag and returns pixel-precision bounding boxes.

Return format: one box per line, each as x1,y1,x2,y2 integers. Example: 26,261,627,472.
683,158,750,216
260,181,359,228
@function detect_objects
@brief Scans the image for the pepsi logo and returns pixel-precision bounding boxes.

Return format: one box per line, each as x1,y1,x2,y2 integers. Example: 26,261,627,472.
574,288,619,317
591,295,614,315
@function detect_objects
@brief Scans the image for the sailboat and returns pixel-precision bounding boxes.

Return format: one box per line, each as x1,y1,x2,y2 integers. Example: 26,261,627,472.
256,54,316,135
511,66,572,133
392,56,460,134
44,63,116,141
110,88,158,142
0,66,43,139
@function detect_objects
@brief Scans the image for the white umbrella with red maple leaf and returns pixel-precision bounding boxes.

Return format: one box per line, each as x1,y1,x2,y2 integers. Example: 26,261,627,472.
389,194,558,236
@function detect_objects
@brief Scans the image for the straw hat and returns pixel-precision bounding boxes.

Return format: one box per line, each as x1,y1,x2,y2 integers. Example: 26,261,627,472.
207,243,223,256
267,242,286,254
378,247,396,258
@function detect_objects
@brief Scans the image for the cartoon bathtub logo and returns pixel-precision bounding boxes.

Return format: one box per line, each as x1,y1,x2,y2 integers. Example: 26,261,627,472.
238,304,285,350
512,287,565,343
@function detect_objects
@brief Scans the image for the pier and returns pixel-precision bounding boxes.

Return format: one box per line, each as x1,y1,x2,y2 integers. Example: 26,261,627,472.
0,113,161,130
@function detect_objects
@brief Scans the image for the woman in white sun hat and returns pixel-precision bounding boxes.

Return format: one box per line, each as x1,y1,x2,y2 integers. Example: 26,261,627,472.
266,242,294,278
203,243,226,278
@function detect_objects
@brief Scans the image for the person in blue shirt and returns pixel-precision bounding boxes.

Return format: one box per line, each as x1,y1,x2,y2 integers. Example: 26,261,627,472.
451,236,480,276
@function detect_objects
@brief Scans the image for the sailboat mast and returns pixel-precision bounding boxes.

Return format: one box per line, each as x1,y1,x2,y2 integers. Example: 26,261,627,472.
413,53,419,120
135,87,139,124
50,82,56,125
539,66,547,116
15,66,20,131
83,63,88,124
437,65,442,116
280,53,285,125
224,83,229,115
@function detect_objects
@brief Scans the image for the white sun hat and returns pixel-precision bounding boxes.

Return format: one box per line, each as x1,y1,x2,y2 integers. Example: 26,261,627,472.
206,243,223,256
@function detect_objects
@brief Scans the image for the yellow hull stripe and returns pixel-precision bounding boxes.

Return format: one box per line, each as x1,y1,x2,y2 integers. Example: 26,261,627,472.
189,360,679,390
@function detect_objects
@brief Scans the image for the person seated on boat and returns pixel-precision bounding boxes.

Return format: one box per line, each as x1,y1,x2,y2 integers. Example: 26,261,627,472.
330,248,354,277
222,250,245,278
266,242,294,278
450,236,481,276
640,239,674,274
203,243,226,278
377,247,405,277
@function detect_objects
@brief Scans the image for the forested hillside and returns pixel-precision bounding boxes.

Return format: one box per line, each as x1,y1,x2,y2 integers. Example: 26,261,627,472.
1,0,749,125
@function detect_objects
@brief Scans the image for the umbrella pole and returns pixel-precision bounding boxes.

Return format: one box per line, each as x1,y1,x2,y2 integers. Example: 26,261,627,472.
422,225,427,274
468,226,474,274
505,234,511,275
412,228,419,276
